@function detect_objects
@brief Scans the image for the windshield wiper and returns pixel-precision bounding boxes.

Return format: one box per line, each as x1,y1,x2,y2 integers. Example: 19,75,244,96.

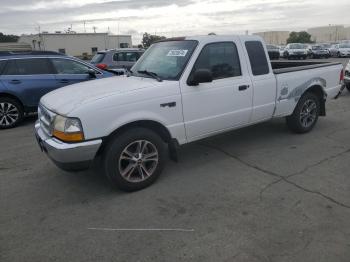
137,70,162,82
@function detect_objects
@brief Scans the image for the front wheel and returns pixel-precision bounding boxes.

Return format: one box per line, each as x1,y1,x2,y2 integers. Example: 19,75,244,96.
103,128,166,192
286,92,320,133
0,97,24,129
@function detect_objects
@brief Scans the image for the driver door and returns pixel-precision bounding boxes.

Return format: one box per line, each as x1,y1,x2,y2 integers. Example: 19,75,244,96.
180,41,253,142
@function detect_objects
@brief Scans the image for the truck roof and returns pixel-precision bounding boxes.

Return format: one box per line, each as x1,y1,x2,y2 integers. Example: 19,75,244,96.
157,34,264,43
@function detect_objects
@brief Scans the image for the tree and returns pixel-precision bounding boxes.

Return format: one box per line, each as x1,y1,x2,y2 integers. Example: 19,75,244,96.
0,32,19,43
141,32,166,48
287,31,313,44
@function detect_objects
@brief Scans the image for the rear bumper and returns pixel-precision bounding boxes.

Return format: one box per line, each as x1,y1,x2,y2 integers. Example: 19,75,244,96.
34,121,102,171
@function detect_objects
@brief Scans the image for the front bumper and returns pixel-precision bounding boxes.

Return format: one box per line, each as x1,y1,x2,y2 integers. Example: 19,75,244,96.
35,121,102,171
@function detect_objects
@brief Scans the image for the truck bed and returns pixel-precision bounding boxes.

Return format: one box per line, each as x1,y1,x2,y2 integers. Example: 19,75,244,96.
272,61,342,74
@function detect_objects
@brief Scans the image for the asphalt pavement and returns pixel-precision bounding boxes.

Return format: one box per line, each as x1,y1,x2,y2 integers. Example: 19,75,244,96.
1,58,350,262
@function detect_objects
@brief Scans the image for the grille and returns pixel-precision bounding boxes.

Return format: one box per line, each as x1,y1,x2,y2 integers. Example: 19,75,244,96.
38,104,55,136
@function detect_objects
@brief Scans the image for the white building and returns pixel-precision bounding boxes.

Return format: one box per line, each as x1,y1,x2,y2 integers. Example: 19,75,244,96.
18,32,132,57
308,25,349,43
253,31,290,45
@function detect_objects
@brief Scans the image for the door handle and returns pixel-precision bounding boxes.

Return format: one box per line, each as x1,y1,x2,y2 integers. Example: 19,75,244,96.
9,80,21,84
238,85,250,91
59,79,69,84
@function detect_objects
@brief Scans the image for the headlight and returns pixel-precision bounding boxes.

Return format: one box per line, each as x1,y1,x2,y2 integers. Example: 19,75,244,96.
52,115,84,142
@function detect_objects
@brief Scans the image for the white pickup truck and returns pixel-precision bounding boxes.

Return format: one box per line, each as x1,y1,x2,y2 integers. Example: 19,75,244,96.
35,35,344,191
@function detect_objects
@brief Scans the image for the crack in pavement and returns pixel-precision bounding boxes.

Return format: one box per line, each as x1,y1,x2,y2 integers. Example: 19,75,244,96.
260,147,350,200
198,143,350,209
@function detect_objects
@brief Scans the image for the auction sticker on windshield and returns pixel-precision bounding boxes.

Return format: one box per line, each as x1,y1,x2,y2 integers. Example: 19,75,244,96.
167,50,188,57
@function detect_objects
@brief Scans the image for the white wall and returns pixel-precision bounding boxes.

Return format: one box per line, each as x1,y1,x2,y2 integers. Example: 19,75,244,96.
18,33,132,56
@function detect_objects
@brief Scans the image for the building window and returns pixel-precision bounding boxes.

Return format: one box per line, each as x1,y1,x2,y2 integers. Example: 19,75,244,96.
58,49,66,54
91,47,98,54
120,43,129,48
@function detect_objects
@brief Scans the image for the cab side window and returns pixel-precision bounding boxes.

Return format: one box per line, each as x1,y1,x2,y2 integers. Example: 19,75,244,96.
245,41,270,76
191,42,241,80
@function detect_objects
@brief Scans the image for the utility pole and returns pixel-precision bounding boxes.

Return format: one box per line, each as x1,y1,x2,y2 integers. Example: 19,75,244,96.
84,21,86,33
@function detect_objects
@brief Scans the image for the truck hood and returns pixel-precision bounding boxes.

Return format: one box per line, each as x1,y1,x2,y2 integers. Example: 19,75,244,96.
41,76,158,115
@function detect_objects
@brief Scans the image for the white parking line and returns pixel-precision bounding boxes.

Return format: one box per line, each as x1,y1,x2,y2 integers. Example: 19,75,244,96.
88,227,195,232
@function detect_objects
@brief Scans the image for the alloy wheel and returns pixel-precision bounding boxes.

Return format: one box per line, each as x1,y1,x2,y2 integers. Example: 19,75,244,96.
299,99,317,128
118,140,159,183
0,102,19,127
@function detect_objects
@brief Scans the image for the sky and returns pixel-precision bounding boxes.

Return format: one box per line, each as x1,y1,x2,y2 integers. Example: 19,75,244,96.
0,0,349,44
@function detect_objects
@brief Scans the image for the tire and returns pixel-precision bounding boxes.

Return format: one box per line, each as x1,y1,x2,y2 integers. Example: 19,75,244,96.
102,127,166,192
0,97,24,129
286,92,320,134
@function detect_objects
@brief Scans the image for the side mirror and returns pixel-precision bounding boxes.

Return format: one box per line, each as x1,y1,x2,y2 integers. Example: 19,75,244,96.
188,69,213,86
88,69,97,79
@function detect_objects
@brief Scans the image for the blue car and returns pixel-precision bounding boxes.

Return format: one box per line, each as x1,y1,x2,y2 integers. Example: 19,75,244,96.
0,51,113,128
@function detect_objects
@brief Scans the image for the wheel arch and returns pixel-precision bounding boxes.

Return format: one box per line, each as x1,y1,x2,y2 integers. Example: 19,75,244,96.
304,85,326,116
96,120,179,161
0,92,25,111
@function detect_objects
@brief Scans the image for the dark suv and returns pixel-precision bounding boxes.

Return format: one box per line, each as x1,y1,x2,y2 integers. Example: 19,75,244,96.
0,51,113,129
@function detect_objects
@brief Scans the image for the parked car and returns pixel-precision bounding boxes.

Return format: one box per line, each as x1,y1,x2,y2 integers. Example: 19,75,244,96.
278,46,286,57
91,48,144,74
345,60,350,92
319,43,332,54
35,35,343,191
336,43,350,57
284,43,309,59
309,45,330,58
266,45,280,60
329,44,340,57
0,51,113,128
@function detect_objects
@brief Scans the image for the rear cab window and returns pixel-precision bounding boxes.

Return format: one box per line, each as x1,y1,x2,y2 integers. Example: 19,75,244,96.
245,41,270,76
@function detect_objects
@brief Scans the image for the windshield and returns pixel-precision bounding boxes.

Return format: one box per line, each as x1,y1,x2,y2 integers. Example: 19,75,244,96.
267,45,278,50
91,53,105,64
339,44,350,48
289,44,304,49
131,40,198,81
312,46,321,50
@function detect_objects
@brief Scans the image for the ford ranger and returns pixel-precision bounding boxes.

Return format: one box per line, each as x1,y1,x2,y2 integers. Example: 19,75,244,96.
35,35,344,191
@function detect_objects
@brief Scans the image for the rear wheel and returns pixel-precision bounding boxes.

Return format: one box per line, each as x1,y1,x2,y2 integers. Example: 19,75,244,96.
0,97,24,129
103,128,166,192
286,92,320,133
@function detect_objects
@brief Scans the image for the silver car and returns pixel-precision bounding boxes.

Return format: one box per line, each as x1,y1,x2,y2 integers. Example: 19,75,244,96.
91,48,144,74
